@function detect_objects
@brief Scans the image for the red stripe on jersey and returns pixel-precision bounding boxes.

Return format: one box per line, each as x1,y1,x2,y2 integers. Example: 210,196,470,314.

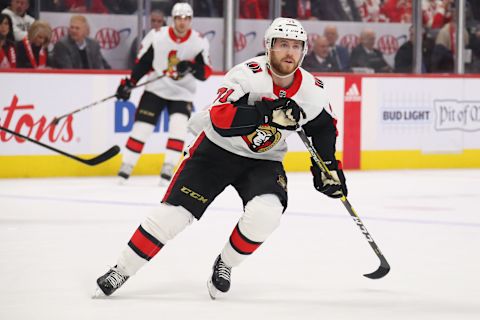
128,225,163,260
162,132,206,202
203,65,213,79
337,160,344,170
229,224,262,255
126,138,144,153
168,27,192,43
210,103,238,129
271,68,303,98
166,138,184,152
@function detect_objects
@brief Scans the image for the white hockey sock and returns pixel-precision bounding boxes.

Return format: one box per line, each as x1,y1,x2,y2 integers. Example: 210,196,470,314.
121,121,155,167
163,113,188,168
221,194,283,267
116,203,194,276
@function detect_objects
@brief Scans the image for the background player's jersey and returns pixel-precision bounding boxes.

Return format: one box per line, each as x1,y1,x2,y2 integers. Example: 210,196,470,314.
199,55,335,162
138,26,211,102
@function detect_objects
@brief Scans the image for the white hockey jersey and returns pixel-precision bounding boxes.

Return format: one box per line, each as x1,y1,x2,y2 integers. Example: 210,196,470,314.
194,55,335,162
138,26,211,102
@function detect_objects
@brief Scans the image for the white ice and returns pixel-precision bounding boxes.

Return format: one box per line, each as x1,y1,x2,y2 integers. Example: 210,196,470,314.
0,169,479,320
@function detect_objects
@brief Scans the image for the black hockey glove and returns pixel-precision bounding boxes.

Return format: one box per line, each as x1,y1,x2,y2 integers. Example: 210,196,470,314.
310,158,347,198
116,78,135,100
176,60,195,77
255,98,306,130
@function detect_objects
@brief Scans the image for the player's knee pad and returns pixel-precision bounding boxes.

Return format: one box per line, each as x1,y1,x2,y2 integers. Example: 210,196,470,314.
141,203,194,244
130,121,155,142
239,194,283,242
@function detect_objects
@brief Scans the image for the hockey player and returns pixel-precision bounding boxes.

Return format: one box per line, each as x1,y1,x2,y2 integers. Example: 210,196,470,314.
95,17,347,299
116,2,212,185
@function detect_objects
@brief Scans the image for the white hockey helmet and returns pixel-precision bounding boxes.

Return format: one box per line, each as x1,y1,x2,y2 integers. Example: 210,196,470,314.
264,18,308,76
171,2,194,18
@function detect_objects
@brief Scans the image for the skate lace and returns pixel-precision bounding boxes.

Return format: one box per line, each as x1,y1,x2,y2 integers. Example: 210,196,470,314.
217,260,231,281
106,270,128,288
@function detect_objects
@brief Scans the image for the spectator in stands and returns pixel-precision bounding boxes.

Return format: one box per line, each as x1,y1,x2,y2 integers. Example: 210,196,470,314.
350,28,392,73
16,20,51,68
193,0,223,17
128,9,166,68
468,25,480,73
0,13,16,68
381,0,412,23
394,25,427,73
240,0,268,19
323,25,350,71
357,0,389,22
1,0,35,41
64,0,109,14
430,21,469,73
422,0,453,29
52,15,110,69
305,0,361,21
303,35,340,72
103,0,137,14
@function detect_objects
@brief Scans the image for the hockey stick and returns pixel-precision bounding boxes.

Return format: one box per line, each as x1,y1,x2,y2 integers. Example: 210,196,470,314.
297,128,390,279
52,74,167,125
0,125,120,166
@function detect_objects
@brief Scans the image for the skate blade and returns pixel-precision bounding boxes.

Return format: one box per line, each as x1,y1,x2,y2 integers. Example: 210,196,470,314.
92,286,106,299
207,279,219,300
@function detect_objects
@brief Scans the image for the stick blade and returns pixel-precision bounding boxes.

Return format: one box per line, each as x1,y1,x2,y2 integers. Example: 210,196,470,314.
83,145,120,166
363,261,390,279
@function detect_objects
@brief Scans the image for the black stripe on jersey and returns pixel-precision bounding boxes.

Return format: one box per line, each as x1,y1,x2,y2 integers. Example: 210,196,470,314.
131,45,154,83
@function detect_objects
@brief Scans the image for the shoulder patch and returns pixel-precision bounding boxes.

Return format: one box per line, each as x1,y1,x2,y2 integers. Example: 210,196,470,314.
315,78,324,88
246,61,263,73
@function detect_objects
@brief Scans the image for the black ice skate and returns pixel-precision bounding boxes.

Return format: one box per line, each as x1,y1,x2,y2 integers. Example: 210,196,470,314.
159,163,174,186
117,163,133,184
207,255,232,300
94,266,129,297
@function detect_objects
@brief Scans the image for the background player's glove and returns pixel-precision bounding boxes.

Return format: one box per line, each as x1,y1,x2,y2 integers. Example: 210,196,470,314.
116,78,134,100
255,98,305,130
310,158,347,198
176,60,194,77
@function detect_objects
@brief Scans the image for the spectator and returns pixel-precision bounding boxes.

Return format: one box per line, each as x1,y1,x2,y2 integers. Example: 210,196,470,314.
15,19,51,68
308,0,361,21
128,9,166,68
323,25,350,71
240,0,268,19
431,21,469,73
193,0,223,17
103,0,137,14
1,0,35,41
350,28,392,73
52,15,110,69
394,26,427,73
422,0,453,29
303,35,340,72
357,0,389,22
0,13,16,68
468,25,480,73
381,0,412,23
64,0,109,13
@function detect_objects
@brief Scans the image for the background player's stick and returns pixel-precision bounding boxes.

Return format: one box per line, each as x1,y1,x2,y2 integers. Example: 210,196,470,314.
0,126,120,166
297,127,390,279
52,74,167,125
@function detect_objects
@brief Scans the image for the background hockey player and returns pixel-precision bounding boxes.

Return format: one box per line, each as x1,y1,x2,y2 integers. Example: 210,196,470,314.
116,2,212,185
96,17,347,299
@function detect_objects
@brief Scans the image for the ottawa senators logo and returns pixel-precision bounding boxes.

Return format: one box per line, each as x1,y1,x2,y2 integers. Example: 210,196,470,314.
242,125,281,153
246,61,262,73
164,50,180,78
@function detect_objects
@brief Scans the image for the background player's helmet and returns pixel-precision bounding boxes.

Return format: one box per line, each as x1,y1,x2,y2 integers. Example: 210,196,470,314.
171,2,194,18
264,17,308,77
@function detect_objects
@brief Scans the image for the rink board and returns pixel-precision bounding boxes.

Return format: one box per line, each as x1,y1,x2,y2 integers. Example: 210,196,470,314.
1,71,480,177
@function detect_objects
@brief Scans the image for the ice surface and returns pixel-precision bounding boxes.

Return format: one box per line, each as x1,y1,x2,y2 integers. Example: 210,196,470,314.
1,169,479,320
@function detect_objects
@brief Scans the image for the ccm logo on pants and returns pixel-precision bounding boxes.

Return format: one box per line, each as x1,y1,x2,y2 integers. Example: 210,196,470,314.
181,186,208,203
